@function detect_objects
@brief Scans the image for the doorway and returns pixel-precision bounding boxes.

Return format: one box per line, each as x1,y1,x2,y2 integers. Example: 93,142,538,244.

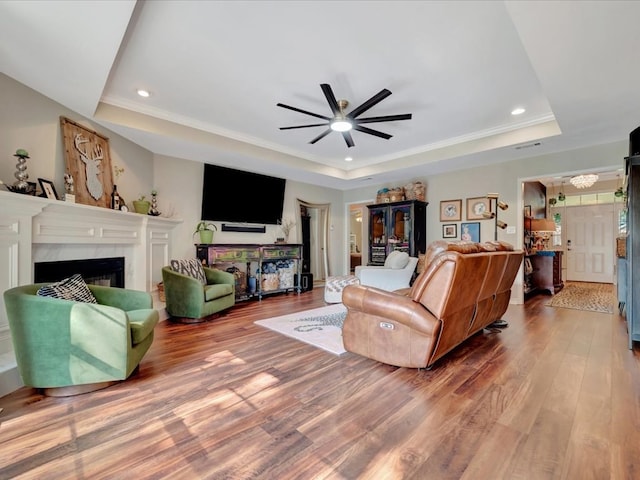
520,170,623,304
565,204,615,283
297,199,330,283
348,203,367,272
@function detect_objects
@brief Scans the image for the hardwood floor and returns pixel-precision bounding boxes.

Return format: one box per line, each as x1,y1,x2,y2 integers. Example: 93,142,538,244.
1,288,639,479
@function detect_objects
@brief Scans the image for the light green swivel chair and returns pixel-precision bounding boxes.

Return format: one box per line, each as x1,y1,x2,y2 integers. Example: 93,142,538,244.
161,264,235,323
3,284,159,396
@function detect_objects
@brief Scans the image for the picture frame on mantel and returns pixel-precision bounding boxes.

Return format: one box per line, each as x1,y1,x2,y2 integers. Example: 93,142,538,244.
38,178,58,200
60,116,114,209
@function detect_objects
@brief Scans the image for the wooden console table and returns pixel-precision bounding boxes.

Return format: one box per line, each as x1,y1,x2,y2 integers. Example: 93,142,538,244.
525,251,564,296
196,243,302,301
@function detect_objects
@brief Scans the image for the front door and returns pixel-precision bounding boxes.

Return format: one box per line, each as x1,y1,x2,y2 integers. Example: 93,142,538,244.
566,204,614,283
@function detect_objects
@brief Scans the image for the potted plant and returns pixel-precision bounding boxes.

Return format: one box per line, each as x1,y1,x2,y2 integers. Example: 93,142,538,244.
133,195,151,214
194,221,217,244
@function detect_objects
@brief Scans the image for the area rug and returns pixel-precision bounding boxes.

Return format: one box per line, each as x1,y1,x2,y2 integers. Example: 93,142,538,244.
254,304,347,355
546,281,615,314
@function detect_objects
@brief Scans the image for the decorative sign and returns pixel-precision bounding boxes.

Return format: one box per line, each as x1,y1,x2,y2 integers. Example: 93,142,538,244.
60,116,114,208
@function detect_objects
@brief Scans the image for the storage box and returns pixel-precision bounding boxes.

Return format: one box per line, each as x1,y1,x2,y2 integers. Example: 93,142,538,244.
278,267,295,289
262,273,279,291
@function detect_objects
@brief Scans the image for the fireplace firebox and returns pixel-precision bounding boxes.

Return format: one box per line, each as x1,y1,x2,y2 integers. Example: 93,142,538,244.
34,257,125,288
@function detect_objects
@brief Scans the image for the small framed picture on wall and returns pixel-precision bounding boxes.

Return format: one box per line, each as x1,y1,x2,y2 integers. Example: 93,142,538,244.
442,224,457,238
440,199,462,222
461,222,480,242
466,197,490,220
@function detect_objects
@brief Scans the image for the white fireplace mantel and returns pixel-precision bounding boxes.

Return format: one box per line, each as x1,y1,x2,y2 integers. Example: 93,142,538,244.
0,189,182,396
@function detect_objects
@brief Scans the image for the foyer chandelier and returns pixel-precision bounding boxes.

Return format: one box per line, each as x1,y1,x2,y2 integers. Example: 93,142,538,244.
570,173,599,189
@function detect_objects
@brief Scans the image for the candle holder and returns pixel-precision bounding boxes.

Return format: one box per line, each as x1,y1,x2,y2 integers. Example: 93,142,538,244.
8,149,36,194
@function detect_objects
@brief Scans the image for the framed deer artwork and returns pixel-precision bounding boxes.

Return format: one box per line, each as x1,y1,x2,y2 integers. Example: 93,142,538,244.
60,116,114,208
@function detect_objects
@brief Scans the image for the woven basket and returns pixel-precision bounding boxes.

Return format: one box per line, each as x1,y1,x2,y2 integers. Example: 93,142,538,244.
157,282,165,302
376,187,405,204
617,236,627,258
404,181,426,201
262,273,279,291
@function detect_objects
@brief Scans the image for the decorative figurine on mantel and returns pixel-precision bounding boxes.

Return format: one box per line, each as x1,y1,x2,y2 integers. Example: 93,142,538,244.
149,189,161,216
8,149,35,194
64,172,75,203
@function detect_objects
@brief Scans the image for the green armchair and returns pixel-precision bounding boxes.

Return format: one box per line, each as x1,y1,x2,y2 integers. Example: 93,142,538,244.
161,265,235,323
3,284,159,396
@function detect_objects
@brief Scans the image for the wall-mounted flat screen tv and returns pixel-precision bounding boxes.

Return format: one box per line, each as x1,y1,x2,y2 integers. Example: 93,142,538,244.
201,164,287,225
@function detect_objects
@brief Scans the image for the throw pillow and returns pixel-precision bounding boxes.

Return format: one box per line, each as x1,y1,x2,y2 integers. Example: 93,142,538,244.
37,273,98,303
170,258,207,285
384,250,410,269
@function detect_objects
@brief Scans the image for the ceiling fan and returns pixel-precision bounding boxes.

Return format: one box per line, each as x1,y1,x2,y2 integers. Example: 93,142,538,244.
277,83,412,148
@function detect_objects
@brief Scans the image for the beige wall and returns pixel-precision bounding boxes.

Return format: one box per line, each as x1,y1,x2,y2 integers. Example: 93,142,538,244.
0,74,346,275
0,73,155,206
1,71,627,279
153,153,344,273
344,141,625,249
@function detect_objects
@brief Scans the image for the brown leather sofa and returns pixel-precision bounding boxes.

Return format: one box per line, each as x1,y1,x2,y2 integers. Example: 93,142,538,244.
342,240,523,369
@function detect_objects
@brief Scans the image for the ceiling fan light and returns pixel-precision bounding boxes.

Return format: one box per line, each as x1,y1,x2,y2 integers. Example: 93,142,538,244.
570,173,599,189
331,119,352,132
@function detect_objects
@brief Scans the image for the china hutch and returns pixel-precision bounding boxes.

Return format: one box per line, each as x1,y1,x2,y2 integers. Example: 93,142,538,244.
367,199,428,265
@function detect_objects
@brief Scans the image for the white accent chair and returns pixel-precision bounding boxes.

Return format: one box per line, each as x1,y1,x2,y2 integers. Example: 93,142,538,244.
355,251,419,291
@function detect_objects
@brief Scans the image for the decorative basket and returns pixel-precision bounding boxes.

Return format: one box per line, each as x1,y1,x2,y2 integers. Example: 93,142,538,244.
617,236,627,258
278,267,295,289
404,181,426,201
157,282,165,302
262,273,279,291
376,187,405,204
225,266,247,295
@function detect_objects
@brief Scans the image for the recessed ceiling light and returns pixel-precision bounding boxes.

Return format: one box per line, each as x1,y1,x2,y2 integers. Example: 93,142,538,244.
511,107,525,116
137,89,151,98
345,156,353,162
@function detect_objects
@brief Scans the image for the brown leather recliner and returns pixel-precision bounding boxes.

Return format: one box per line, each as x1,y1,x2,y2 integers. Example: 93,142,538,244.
342,241,523,369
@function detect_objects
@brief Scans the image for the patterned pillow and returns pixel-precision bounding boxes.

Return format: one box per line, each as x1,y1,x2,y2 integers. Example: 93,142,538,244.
37,274,98,303
170,258,207,285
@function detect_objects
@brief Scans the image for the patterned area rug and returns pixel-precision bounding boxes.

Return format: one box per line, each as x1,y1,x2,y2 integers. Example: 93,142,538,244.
254,304,347,355
546,282,615,314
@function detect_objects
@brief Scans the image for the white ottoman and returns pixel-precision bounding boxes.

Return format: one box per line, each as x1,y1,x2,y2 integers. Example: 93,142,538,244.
324,275,360,303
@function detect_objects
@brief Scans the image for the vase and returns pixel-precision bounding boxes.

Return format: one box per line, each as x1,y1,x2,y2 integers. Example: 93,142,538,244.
133,200,150,214
199,229,214,244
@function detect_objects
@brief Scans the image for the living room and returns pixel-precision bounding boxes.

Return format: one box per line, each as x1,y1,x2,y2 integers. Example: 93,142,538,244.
1,2,640,476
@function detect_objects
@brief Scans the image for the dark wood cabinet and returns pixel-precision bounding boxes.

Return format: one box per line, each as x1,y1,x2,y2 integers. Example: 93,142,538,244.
367,200,427,265
525,251,563,296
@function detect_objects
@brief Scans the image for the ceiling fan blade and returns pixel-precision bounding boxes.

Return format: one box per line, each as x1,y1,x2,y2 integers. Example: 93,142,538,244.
280,123,329,130
309,128,333,144
353,124,392,140
355,113,412,124
277,103,331,121
342,131,355,148
348,89,392,119
320,84,340,115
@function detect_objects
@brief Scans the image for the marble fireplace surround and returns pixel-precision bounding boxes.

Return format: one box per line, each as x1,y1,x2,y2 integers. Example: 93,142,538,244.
0,190,182,396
